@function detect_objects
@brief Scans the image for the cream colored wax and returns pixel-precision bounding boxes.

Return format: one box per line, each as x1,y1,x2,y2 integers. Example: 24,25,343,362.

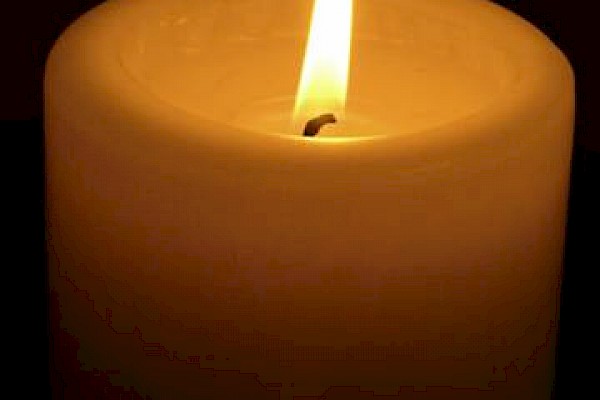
45,0,574,399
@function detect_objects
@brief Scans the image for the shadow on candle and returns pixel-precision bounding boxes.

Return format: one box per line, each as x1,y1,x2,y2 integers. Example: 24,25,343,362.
49,259,559,400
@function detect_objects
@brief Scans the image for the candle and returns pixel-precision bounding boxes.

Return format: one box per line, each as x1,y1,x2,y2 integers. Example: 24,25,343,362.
45,0,574,399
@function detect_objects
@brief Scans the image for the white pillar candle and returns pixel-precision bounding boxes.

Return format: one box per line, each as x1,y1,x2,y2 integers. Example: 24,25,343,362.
45,0,574,399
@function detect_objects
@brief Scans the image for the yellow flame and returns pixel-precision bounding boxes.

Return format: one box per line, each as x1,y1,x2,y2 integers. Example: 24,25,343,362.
293,0,353,123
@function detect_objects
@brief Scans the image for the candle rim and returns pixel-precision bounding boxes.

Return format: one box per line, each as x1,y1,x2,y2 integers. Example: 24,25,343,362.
46,0,575,167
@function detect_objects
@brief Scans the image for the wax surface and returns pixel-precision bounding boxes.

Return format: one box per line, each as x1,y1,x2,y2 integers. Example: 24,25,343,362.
46,0,574,399
119,0,516,138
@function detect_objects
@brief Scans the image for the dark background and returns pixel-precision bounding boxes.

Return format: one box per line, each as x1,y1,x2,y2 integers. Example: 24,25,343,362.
5,0,598,398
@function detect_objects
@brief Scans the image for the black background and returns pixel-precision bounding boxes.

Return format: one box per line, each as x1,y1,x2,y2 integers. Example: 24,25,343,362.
5,0,598,398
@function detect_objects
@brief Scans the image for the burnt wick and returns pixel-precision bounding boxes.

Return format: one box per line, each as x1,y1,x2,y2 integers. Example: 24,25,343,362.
303,113,337,137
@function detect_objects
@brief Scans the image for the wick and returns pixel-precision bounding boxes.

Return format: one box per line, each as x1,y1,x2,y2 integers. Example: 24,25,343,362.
303,113,337,137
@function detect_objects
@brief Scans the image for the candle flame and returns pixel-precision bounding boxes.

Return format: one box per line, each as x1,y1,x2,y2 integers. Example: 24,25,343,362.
293,0,353,124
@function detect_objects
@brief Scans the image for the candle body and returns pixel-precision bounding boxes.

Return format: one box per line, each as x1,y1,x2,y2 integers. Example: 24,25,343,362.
45,0,574,399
